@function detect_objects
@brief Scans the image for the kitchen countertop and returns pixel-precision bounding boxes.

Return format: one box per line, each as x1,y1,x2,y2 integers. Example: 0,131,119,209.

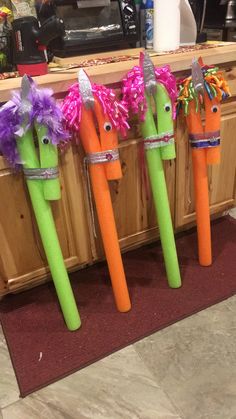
1,43,236,102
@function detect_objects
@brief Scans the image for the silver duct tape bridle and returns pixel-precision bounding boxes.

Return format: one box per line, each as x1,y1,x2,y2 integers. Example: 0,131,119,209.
23,167,59,180
189,130,221,148
83,148,120,239
144,132,174,150
84,148,119,165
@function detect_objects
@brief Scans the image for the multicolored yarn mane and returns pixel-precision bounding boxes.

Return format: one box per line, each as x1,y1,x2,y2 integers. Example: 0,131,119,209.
61,82,130,137
0,79,69,167
177,65,230,114
121,65,178,121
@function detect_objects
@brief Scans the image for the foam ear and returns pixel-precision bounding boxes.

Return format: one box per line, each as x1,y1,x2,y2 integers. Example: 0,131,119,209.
186,100,203,135
141,94,158,139
204,93,221,165
36,124,61,201
155,84,176,160
94,99,122,181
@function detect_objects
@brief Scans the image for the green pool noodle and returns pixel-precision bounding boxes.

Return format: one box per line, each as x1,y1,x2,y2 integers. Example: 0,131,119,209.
142,94,181,288
17,127,81,331
35,123,61,201
154,84,176,161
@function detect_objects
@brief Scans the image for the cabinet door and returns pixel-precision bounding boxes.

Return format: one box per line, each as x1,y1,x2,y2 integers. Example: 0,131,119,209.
175,101,236,228
0,146,92,294
89,132,176,260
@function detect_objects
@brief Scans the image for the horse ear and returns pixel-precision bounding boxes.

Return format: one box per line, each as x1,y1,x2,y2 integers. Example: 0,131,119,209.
198,57,204,67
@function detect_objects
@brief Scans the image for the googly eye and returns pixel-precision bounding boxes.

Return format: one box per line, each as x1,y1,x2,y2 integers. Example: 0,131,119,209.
41,136,50,145
211,105,219,113
104,122,112,132
164,103,171,113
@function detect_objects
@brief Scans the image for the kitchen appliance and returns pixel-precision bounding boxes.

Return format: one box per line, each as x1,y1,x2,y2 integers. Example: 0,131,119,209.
12,15,65,76
204,0,236,41
37,0,138,57
204,0,228,30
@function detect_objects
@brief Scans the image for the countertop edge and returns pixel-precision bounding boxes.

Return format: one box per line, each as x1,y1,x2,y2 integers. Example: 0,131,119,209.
1,44,236,103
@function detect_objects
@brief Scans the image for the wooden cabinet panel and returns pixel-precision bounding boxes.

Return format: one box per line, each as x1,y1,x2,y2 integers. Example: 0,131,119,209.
0,147,92,294
175,102,236,228
89,134,176,259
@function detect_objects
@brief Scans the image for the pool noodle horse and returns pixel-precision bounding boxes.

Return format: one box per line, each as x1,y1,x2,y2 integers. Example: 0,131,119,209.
178,58,230,266
62,70,131,313
122,52,181,288
0,76,81,331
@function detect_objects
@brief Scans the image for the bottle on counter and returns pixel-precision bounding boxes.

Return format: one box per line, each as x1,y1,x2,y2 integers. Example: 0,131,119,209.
145,0,154,49
135,0,141,47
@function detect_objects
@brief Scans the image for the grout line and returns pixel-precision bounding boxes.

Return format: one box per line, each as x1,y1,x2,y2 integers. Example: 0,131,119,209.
132,343,185,419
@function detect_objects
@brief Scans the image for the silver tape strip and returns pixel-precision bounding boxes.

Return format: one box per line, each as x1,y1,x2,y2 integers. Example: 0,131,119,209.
85,149,119,164
23,167,59,180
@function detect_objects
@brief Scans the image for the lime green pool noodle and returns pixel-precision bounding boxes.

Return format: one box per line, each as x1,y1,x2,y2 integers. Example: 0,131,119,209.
17,127,81,331
35,123,61,201
142,95,181,288
154,84,176,161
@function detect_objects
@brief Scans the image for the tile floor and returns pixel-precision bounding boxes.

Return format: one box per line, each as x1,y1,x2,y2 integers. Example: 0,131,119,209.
1,209,236,419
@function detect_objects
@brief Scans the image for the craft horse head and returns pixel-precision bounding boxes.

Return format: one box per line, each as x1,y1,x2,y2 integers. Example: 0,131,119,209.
62,69,129,180
0,75,68,200
178,58,230,164
122,51,178,160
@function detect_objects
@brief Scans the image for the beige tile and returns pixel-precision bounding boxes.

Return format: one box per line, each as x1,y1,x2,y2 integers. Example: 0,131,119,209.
2,345,182,419
229,207,236,219
134,296,236,419
0,326,19,409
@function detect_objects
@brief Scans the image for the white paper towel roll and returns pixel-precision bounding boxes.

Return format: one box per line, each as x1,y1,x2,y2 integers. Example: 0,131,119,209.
153,0,180,52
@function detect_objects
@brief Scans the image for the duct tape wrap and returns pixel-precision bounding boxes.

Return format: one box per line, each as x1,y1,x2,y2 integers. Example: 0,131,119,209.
189,130,220,149
144,131,174,150
23,167,59,180
85,149,119,165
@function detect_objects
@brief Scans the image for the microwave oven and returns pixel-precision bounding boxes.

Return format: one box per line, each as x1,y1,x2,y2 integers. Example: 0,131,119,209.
37,0,138,57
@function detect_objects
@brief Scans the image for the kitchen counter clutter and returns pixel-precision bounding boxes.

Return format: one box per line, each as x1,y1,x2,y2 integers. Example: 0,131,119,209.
1,43,236,101
0,43,236,297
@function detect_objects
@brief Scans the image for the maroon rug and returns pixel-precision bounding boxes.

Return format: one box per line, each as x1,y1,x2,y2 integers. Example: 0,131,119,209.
1,216,236,397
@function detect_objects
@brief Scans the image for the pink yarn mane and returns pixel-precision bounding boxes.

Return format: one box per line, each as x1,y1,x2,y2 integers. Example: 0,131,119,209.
62,82,130,137
121,65,178,121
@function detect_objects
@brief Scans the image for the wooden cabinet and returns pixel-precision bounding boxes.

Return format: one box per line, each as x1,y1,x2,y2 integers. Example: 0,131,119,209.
1,48,236,297
0,133,176,296
92,136,176,259
0,147,93,296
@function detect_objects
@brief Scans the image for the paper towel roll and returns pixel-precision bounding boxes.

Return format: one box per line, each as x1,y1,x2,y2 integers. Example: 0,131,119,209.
153,0,180,52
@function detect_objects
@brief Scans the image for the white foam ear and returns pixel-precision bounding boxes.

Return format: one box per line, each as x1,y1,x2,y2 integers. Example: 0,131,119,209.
179,0,197,46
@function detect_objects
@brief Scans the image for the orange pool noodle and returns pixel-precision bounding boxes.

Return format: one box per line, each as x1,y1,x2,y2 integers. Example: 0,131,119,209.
186,101,212,266
94,100,122,180
79,103,131,313
204,93,221,165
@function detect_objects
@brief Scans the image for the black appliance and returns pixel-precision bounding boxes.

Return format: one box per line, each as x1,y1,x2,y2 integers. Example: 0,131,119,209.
37,0,138,57
204,0,229,29
203,0,235,41
12,15,65,76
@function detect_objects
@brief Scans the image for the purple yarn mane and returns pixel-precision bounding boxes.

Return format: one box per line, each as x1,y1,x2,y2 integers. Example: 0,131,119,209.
0,79,69,167
121,65,178,121
61,82,130,137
